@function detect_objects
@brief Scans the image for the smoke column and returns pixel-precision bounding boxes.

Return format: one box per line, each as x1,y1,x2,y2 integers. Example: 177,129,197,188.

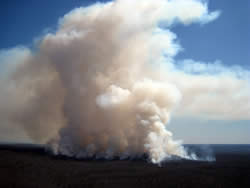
0,0,250,164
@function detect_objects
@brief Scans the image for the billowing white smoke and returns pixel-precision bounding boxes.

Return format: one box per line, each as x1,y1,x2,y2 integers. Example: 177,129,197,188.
0,0,250,164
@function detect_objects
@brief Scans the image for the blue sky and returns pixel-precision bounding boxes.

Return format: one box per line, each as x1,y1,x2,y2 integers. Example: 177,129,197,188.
1,0,249,68
0,0,249,144
173,0,250,68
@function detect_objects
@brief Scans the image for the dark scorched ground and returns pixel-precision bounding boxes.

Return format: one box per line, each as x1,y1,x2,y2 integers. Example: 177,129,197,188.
0,144,250,188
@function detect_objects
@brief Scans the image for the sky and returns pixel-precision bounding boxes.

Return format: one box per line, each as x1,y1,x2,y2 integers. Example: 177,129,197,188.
0,0,249,144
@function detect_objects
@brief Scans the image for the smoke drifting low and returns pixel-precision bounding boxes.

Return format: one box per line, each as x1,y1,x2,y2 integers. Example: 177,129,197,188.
0,0,250,164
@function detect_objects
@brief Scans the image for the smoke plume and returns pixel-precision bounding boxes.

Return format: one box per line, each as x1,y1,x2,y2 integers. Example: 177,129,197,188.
0,0,249,164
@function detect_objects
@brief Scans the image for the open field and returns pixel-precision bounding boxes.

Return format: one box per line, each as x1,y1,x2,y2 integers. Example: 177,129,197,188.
0,144,250,188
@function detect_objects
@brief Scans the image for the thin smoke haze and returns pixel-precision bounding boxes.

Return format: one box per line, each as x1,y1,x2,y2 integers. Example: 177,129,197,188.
0,0,249,164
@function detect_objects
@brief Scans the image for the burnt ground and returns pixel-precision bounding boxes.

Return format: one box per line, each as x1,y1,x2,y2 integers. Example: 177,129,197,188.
0,144,250,188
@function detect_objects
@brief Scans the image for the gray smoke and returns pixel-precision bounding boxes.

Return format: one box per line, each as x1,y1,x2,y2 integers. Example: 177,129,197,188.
0,0,249,164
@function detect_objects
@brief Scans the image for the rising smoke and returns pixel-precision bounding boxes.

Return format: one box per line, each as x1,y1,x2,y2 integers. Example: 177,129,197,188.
0,0,249,164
